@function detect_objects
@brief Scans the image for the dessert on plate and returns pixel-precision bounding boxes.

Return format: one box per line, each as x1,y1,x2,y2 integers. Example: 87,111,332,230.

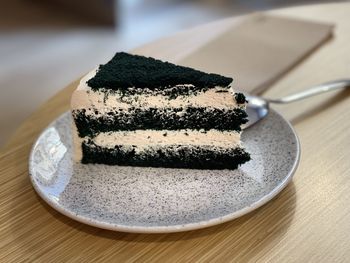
71,52,250,169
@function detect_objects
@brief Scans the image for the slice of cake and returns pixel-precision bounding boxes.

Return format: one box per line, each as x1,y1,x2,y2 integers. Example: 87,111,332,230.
71,52,250,169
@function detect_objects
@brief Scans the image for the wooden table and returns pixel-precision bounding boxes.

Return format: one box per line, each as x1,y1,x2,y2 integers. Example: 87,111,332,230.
1,3,350,262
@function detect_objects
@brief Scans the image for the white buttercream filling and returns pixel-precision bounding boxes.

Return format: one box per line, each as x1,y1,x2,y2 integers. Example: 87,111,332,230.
92,130,240,149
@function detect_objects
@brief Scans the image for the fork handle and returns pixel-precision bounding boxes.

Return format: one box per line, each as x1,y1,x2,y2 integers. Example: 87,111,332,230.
266,79,350,104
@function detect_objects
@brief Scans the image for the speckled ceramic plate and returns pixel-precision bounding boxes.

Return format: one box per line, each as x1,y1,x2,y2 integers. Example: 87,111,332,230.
29,109,299,233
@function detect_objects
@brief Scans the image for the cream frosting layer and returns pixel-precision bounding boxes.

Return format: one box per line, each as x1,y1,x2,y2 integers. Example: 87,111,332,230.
92,130,241,149
71,69,240,115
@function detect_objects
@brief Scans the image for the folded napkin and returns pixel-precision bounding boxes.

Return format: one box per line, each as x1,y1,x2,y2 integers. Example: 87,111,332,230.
179,14,333,94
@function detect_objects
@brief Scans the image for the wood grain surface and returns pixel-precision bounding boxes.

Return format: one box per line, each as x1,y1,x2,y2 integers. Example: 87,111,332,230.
1,3,350,262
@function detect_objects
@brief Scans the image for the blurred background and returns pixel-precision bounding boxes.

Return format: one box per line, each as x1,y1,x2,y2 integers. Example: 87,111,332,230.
0,0,334,147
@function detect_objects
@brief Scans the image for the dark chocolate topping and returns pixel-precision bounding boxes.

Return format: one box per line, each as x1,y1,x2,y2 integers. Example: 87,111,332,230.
87,52,233,91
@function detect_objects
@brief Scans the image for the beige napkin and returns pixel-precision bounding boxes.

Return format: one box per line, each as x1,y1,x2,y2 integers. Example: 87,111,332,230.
180,14,333,94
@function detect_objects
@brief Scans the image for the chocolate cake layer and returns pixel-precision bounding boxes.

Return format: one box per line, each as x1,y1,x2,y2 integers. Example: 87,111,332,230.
81,140,250,169
72,107,248,138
